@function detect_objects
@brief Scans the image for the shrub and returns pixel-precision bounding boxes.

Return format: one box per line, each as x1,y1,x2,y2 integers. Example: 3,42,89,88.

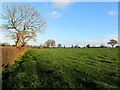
1,46,30,68
86,44,90,48
0,42,10,46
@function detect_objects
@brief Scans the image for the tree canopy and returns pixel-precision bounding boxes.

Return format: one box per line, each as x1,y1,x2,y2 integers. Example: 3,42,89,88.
107,39,118,47
1,3,47,47
45,39,56,47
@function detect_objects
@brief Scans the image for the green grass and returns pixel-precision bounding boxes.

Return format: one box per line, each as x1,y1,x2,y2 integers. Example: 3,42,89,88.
2,48,120,89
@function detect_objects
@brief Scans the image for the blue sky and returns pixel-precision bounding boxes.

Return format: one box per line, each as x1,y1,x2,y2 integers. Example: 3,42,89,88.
0,1,118,47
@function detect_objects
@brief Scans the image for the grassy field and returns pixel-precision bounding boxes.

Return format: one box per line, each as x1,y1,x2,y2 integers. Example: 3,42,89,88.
2,48,119,89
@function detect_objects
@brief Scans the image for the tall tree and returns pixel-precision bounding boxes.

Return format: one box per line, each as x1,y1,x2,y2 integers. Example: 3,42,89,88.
107,39,118,47
1,3,47,47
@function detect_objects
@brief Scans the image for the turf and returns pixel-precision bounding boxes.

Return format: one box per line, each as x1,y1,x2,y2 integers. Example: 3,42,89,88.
2,48,120,89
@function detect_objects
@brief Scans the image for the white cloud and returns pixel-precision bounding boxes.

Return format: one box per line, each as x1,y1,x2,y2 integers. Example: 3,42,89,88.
82,39,107,45
81,33,118,46
48,11,62,18
108,11,118,15
53,0,73,8
82,40,95,42
103,33,118,40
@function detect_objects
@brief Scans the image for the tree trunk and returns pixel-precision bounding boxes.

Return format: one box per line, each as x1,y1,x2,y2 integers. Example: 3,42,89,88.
112,44,114,48
16,33,21,47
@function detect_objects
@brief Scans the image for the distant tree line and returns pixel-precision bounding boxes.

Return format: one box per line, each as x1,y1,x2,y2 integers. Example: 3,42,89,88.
1,39,119,48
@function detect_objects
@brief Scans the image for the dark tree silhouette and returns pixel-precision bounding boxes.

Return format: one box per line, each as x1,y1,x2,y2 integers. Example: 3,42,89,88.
107,39,118,47
86,44,90,48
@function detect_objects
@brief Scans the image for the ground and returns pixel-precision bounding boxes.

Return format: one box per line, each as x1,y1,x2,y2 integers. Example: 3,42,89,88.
2,48,120,88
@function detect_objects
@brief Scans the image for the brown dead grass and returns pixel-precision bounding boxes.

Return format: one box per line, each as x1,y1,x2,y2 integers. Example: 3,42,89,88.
1,46,30,69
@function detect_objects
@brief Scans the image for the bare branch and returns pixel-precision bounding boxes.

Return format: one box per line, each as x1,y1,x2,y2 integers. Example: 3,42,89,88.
2,3,47,47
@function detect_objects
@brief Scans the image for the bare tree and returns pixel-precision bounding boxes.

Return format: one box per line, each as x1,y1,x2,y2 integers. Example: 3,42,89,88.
45,40,51,47
45,39,55,48
58,44,62,48
1,3,47,47
51,40,55,47
107,39,118,47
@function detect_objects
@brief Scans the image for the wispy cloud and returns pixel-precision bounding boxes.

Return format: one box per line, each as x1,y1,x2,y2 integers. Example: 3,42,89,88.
103,33,118,40
1,0,119,2
108,11,118,15
53,0,73,8
82,39,107,45
48,11,62,18
81,33,118,46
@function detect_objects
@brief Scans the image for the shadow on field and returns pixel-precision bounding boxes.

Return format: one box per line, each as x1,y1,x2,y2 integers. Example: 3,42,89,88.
2,48,119,89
